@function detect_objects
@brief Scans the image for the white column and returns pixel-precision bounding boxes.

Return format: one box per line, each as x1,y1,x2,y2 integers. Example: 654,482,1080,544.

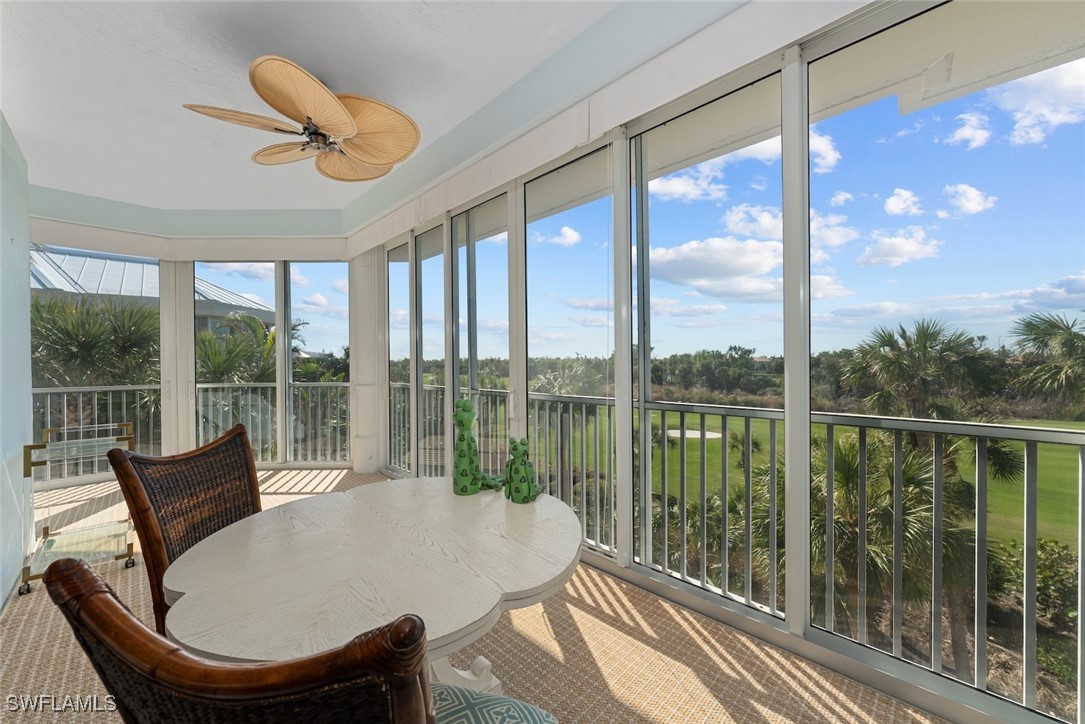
781,44,812,639
349,248,385,472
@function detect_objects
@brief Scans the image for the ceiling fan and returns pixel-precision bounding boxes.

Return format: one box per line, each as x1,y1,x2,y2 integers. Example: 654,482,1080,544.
184,55,419,182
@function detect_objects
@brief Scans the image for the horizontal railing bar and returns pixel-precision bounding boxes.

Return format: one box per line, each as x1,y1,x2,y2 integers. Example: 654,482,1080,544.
645,400,784,420
33,385,158,394
811,411,1085,445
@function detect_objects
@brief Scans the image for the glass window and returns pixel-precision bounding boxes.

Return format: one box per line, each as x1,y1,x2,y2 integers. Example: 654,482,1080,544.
288,262,350,462
29,244,162,479
525,148,616,550
453,194,509,475
416,226,445,476
387,243,412,474
809,3,1083,714
193,261,277,460
633,73,784,610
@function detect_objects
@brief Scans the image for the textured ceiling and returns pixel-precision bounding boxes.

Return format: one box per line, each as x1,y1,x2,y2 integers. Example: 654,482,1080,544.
1,1,618,211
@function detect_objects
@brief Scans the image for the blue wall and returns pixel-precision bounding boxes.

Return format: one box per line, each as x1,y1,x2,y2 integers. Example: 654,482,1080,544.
0,110,32,605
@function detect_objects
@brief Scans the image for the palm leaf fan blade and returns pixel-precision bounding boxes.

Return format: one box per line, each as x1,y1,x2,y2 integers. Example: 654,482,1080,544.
252,143,320,165
183,105,301,135
336,94,420,165
249,56,356,139
315,152,392,182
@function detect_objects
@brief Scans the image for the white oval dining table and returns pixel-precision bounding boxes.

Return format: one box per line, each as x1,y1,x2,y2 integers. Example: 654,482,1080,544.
162,477,583,693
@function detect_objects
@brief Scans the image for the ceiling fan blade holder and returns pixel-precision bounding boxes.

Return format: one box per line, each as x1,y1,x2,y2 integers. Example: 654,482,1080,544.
249,56,356,139
315,149,393,182
336,94,420,165
183,105,301,135
252,142,321,166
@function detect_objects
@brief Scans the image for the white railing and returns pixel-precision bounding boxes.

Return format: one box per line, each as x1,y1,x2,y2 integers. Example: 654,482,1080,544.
30,381,349,479
31,385,162,479
385,380,1083,721
196,382,350,462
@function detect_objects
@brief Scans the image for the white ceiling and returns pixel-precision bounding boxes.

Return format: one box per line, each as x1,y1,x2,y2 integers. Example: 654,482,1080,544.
2,1,622,211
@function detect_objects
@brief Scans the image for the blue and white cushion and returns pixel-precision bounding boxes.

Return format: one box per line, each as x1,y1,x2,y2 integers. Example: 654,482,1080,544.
431,683,558,723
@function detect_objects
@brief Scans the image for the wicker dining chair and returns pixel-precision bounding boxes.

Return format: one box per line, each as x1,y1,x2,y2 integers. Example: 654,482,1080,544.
107,424,262,634
45,558,435,723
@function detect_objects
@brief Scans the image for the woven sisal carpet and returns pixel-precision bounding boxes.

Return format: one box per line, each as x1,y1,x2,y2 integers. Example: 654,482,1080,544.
2,471,941,723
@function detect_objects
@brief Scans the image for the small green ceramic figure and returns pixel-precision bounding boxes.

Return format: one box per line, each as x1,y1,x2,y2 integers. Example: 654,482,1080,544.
504,436,540,504
452,399,483,495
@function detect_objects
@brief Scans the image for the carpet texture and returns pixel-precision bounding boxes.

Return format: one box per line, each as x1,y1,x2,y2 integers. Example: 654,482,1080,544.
2,472,941,723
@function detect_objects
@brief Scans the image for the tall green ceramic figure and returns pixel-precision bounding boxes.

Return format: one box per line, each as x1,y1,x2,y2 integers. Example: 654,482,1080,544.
504,436,541,504
452,399,483,495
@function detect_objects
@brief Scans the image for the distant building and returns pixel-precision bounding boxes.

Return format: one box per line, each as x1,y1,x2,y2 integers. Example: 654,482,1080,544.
30,244,275,332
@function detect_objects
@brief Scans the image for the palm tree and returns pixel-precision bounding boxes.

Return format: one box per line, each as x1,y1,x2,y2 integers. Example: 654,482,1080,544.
1011,311,1085,403
843,319,997,423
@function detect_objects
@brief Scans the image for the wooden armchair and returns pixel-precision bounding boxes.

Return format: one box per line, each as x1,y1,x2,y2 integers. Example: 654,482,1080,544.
107,424,261,634
45,558,434,723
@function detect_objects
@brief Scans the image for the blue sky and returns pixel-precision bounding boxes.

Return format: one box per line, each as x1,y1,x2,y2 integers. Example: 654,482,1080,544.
520,57,1085,359
206,56,1084,365
195,261,350,356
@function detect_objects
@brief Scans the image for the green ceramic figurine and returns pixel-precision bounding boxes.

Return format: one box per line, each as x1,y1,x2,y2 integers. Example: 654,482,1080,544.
452,399,483,495
504,436,540,504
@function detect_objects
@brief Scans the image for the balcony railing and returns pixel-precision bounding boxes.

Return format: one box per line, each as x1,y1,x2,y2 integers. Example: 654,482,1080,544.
389,383,1082,721
31,382,349,481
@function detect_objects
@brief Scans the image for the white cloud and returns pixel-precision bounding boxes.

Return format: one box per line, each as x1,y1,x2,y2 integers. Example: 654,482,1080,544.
750,175,769,191
945,112,992,150
479,319,509,332
648,158,727,202
572,314,611,328
857,227,941,267
201,262,274,280
481,231,508,245
810,210,860,249
811,248,831,265
651,297,727,317
562,297,610,311
944,183,997,215
884,188,923,216
896,121,925,138
929,272,1085,314
290,266,310,286
726,137,781,165
304,293,328,307
723,204,782,240
533,226,581,247
810,128,841,174
330,278,349,294
649,236,783,300
239,292,265,305
989,58,1085,145
935,209,951,220
830,191,853,207
389,309,409,328
811,275,851,299
830,301,916,319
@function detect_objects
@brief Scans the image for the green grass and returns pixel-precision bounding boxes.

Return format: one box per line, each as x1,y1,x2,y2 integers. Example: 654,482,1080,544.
527,404,1082,547
982,420,1082,546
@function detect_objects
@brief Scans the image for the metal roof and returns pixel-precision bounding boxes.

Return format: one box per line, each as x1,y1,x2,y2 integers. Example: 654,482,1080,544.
30,245,274,313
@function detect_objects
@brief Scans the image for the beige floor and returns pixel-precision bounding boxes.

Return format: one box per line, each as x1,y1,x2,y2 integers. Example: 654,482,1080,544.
2,472,942,723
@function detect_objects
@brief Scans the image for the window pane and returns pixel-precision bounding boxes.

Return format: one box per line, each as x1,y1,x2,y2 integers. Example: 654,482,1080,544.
417,226,445,476
809,3,1083,715
525,147,616,552
288,262,349,462
194,261,277,460
388,243,411,474
30,244,162,479
453,194,509,475
634,73,783,610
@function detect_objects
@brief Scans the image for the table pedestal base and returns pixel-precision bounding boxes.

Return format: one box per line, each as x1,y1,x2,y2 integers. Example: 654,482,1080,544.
431,656,503,695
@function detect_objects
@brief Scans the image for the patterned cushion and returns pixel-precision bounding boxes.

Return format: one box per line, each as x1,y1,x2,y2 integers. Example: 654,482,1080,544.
431,683,558,723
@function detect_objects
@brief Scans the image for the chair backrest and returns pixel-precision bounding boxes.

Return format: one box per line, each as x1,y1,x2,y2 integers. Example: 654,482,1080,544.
107,424,262,634
45,558,435,724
